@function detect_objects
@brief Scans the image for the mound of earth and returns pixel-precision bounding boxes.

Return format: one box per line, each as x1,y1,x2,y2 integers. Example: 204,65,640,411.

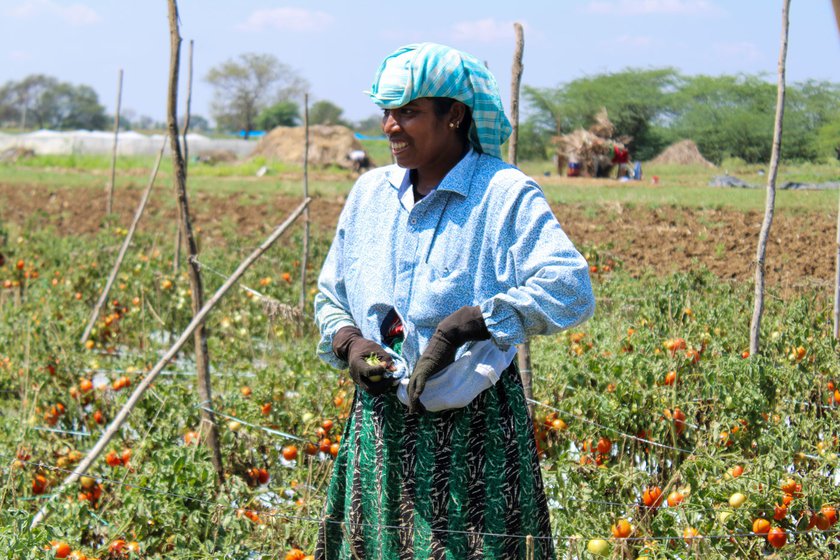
252,125,366,170
651,140,715,167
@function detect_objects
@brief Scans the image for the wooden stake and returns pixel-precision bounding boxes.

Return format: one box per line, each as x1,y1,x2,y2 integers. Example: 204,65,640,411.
80,139,166,345
29,197,311,529
174,39,194,276
508,23,524,166
299,93,310,313
750,0,790,356
507,22,535,418
166,0,223,485
833,0,840,339
106,68,123,215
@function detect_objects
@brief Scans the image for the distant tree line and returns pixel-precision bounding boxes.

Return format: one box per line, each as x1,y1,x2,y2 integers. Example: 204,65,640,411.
6,60,837,164
522,68,840,164
0,74,107,130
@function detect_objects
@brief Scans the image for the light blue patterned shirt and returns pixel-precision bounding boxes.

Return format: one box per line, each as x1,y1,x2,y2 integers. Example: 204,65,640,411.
314,149,595,373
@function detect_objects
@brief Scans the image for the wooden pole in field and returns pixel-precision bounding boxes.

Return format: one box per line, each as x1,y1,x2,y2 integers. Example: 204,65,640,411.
833,0,840,339
106,68,123,215
174,39,194,276
166,0,223,485
80,139,167,345
750,0,790,356
29,198,312,529
299,93,310,313
508,23,524,166
508,22,535,418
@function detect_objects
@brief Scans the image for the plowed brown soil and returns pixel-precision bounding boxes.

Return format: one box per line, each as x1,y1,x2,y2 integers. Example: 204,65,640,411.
1,181,834,295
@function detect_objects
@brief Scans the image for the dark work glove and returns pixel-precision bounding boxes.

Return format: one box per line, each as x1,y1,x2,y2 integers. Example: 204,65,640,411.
407,305,490,412
332,326,395,396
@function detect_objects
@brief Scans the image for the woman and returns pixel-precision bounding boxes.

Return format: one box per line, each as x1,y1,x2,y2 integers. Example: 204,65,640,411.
314,43,594,560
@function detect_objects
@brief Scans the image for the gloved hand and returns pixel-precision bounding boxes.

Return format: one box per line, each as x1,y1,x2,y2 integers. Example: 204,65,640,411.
407,305,490,412
332,326,395,396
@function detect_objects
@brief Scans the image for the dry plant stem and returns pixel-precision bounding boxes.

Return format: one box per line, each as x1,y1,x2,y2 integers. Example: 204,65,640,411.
29,197,311,529
167,0,224,486
80,139,166,345
750,0,790,356
299,93,310,313
106,68,123,215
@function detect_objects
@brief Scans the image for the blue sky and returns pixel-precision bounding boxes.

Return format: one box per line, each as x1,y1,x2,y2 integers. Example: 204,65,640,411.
1,0,838,125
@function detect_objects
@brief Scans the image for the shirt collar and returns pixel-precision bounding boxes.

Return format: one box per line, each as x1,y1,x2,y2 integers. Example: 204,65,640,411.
387,148,479,199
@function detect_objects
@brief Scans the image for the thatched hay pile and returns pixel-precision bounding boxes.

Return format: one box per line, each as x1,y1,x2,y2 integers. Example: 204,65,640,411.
252,125,366,170
553,108,632,177
651,140,715,167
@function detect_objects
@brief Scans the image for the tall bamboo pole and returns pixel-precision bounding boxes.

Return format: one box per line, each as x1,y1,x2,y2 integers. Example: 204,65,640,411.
80,139,167,345
166,0,223,484
299,94,310,313
750,0,791,355
30,199,311,529
106,68,123,215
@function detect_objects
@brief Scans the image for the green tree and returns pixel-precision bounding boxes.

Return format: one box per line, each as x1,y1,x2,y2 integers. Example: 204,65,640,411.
0,74,106,130
355,113,385,137
524,68,678,161
255,100,300,130
669,74,777,164
309,100,347,126
205,53,308,138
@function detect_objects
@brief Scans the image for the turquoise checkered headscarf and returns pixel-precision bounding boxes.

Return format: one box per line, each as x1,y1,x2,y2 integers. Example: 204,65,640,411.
368,43,512,160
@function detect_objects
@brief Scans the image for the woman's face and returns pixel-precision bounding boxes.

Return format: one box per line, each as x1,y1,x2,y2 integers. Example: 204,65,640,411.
381,98,465,180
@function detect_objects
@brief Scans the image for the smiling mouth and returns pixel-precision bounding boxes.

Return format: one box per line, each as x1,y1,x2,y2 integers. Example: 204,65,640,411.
390,140,408,154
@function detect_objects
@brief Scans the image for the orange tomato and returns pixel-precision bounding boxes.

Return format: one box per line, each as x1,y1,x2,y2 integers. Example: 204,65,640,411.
611,519,632,539
282,445,298,461
752,518,771,535
730,464,744,478
642,486,663,509
285,549,306,560
682,527,700,544
596,437,612,455
667,490,685,507
767,527,786,549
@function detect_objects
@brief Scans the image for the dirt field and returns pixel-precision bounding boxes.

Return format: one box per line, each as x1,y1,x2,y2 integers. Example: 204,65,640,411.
1,181,835,295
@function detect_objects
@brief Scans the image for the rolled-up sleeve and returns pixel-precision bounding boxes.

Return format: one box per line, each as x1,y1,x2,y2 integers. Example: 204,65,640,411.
480,182,595,347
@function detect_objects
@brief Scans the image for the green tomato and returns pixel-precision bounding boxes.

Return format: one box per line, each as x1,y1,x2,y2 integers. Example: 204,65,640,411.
587,538,610,557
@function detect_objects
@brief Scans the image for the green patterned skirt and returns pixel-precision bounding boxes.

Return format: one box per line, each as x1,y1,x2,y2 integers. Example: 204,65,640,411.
314,364,555,560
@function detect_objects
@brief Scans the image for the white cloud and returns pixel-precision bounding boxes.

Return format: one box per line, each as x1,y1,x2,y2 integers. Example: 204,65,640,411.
585,0,721,16
5,0,101,25
712,41,762,62
236,8,334,32
451,18,523,43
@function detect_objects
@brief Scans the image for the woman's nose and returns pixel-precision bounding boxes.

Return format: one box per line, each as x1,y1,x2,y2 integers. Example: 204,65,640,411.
382,112,400,134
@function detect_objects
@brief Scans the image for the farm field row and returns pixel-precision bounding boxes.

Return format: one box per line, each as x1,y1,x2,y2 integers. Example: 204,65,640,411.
0,159,838,559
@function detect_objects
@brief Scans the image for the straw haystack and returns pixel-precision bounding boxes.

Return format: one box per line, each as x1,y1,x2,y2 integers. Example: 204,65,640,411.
651,140,715,167
251,124,367,170
553,108,629,177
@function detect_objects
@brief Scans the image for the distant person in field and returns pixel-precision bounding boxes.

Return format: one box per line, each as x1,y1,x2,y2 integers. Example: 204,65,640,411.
314,42,594,559
347,149,370,173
